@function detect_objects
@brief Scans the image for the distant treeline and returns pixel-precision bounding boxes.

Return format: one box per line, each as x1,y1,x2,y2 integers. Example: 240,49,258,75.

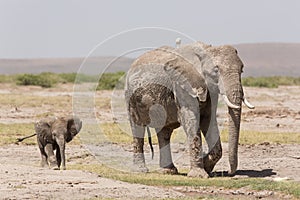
0,72,125,90
0,72,299,89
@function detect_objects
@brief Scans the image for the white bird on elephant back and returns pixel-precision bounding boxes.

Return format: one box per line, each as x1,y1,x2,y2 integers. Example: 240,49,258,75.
125,41,254,178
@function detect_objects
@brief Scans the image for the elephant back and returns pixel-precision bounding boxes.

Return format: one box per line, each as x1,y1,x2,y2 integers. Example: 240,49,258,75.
129,46,208,102
35,117,56,145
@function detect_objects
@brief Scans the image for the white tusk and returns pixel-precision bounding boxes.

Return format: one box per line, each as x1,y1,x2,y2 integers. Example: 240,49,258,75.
243,97,255,109
222,95,240,109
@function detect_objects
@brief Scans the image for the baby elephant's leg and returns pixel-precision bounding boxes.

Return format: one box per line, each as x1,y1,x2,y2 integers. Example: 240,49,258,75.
38,147,48,167
44,144,58,169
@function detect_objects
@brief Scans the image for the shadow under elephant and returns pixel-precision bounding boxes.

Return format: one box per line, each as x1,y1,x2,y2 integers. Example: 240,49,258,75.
210,169,277,178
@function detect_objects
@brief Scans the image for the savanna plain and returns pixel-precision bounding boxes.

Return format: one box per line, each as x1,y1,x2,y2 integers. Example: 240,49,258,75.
0,75,300,200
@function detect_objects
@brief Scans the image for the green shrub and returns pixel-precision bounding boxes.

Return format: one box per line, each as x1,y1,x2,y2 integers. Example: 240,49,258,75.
242,76,300,88
97,71,125,90
15,72,125,89
16,73,60,88
58,73,78,83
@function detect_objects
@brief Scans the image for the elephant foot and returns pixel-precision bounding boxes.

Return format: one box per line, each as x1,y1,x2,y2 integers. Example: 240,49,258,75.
132,166,149,173
203,155,216,174
49,161,59,170
187,168,209,178
228,169,236,176
40,161,48,168
52,166,60,170
203,145,222,174
133,153,148,173
159,165,178,175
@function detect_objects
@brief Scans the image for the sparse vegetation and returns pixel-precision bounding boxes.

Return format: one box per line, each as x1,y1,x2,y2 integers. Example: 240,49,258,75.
83,123,300,145
2,73,300,89
6,72,125,89
70,163,300,198
221,129,300,144
0,123,35,145
16,73,61,88
242,76,300,88
0,74,17,83
96,71,125,90
3,122,299,146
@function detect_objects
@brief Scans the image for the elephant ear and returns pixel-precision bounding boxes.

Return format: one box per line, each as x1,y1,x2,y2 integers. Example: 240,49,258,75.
67,116,82,134
164,57,208,102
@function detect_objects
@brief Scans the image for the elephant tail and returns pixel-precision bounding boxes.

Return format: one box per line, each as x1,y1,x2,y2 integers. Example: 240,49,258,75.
16,133,37,142
146,126,154,159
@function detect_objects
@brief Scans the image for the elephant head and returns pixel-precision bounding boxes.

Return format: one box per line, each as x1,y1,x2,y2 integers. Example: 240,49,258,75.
65,116,82,142
176,42,254,175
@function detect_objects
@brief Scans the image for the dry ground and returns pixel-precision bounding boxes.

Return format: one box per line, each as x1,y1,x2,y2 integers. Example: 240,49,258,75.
0,83,299,199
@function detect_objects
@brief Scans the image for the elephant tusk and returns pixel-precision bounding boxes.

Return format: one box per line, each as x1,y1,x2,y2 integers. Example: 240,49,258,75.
243,97,255,109
222,95,240,109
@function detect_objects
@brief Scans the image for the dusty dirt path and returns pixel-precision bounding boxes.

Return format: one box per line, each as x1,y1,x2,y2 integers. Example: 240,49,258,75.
0,143,297,200
0,144,184,200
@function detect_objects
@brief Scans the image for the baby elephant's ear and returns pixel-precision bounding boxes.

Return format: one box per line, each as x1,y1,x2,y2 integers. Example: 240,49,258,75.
67,117,82,133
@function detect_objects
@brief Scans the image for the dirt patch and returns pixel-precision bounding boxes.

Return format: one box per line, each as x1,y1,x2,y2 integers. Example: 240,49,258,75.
0,143,298,199
0,144,184,200
241,86,300,133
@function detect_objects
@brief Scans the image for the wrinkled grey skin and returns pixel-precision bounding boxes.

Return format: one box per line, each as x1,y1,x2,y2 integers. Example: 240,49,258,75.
126,45,214,178
35,116,82,170
126,41,249,177
175,42,247,175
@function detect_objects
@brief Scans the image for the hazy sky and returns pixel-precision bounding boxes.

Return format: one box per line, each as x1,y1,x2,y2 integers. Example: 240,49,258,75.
1,0,300,58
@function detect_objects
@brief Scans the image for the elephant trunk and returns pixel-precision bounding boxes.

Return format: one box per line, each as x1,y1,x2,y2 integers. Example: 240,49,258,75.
221,73,243,175
228,107,241,175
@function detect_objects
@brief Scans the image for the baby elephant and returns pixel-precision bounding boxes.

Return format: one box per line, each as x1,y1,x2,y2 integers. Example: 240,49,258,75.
35,116,82,170
18,115,82,170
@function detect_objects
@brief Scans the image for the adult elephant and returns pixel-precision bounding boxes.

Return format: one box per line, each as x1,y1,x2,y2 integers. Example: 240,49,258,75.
125,42,253,177
175,42,254,175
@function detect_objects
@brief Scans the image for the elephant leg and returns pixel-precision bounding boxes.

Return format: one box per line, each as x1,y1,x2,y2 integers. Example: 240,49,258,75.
131,123,148,172
156,127,178,174
44,143,58,169
38,147,48,167
37,139,48,167
55,145,62,169
201,116,222,174
180,109,208,178
56,138,66,170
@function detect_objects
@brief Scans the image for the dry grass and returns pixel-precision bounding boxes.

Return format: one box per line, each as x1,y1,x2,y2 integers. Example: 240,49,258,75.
70,163,300,198
0,123,35,145
0,93,72,110
2,122,299,146
221,129,300,144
